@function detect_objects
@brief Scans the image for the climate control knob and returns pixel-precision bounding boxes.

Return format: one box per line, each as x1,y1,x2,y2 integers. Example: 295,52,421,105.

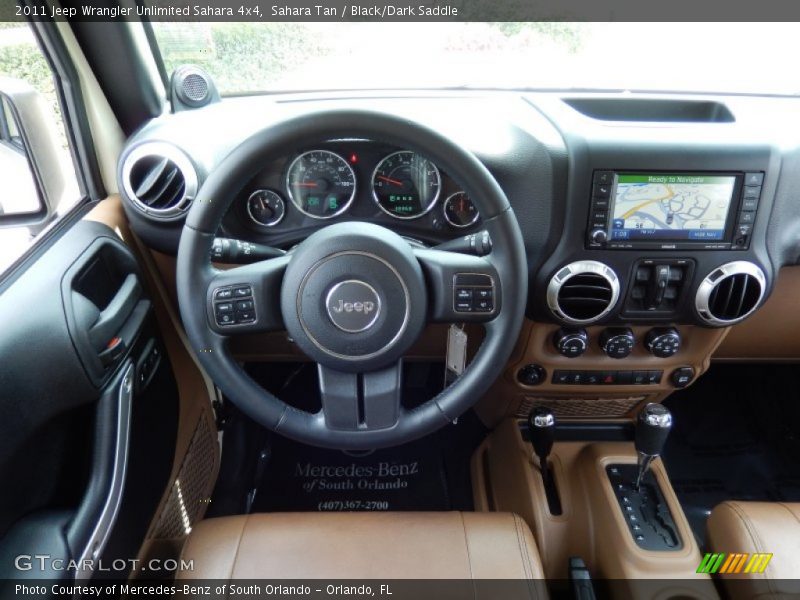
646,327,681,358
553,328,589,358
600,327,635,359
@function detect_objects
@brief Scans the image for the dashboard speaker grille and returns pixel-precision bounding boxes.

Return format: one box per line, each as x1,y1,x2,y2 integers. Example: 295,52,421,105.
181,72,209,103
696,261,766,326
120,142,198,219
547,260,620,324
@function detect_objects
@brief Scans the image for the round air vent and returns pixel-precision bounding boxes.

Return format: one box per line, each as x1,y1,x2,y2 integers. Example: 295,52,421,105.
120,142,198,219
547,260,620,325
695,261,766,326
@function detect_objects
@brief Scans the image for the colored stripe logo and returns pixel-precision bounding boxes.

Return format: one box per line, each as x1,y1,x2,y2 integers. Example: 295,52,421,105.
697,552,773,574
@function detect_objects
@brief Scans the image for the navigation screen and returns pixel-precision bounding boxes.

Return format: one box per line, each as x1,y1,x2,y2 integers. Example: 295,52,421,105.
609,173,736,242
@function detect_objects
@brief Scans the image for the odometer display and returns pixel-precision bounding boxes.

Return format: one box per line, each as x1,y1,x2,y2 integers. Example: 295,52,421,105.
286,150,356,219
372,151,441,219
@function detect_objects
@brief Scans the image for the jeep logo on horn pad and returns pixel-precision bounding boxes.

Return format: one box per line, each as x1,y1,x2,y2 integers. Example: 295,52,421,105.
325,280,382,333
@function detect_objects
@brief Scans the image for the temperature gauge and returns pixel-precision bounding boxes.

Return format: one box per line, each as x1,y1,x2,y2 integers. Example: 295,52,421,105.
246,189,286,227
443,191,479,228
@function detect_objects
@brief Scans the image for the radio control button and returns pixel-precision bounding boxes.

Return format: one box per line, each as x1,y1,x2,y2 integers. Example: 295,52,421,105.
593,183,612,198
590,229,608,244
594,171,613,185
742,186,761,200
744,173,764,186
738,211,756,224
741,198,759,211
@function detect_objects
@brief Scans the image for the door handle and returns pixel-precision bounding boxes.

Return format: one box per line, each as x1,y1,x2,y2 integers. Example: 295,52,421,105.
88,274,141,351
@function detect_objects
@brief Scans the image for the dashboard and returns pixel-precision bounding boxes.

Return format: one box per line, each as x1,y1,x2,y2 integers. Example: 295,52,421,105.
218,141,483,249
115,90,800,406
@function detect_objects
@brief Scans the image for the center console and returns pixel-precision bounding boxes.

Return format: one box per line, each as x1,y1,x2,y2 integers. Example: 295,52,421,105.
471,418,718,598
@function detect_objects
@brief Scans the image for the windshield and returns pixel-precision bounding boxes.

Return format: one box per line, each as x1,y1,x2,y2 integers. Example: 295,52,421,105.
151,22,800,97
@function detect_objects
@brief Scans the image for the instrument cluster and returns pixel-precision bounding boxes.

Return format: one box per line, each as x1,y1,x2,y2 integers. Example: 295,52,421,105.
220,141,482,247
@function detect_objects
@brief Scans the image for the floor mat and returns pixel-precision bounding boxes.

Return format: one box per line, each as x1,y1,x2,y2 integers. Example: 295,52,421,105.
212,362,488,515
663,364,800,547
252,431,456,513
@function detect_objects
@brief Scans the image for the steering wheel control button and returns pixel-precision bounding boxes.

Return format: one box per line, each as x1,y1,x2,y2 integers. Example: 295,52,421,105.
453,273,494,314
553,328,589,358
325,280,382,333
214,285,256,326
235,300,254,312
600,327,635,359
671,366,695,388
645,327,681,358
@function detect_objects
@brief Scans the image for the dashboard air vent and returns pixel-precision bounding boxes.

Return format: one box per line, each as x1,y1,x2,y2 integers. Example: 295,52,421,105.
120,142,198,219
547,260,620,325
696,261,766,326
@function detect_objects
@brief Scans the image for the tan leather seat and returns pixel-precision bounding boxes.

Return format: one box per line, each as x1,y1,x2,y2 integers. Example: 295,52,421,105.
179,512,547,597
707,501,800,599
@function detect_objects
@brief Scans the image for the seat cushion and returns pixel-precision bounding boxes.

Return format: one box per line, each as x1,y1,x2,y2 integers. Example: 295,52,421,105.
707,501,800,599
179,512,546,594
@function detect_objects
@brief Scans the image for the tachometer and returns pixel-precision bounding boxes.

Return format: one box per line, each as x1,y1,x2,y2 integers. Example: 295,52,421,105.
286,150,356,219
443,191,479,228
246,189,286,227
371,151,441,219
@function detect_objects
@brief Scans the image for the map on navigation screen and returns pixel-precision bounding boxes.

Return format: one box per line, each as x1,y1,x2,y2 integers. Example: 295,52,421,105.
610,174,736,241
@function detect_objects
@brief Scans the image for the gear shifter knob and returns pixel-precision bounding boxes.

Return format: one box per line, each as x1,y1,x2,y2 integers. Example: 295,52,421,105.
635,403,673,456
634,403,672,490
528,407,556,463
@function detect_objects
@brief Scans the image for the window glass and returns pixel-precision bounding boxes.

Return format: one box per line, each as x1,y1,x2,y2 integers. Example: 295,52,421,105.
152,23,800,96
0,23,81,274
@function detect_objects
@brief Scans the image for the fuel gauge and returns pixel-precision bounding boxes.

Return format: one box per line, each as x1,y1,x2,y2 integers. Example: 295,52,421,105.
443,191,479,228
246,189,286,227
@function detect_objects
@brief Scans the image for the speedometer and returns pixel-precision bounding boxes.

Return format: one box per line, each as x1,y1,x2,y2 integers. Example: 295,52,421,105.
286,150,356,219
371,151,441,219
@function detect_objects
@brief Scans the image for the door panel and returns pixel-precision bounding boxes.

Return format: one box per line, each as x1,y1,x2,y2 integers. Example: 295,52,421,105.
0,215,179,585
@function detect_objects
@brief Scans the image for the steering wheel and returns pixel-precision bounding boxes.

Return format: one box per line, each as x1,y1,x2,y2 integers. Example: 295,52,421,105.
177,110,527,449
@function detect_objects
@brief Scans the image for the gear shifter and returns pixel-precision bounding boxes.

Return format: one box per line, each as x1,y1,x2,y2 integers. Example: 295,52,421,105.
528,407,562,515
528,407,556,485
634,403,673,490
